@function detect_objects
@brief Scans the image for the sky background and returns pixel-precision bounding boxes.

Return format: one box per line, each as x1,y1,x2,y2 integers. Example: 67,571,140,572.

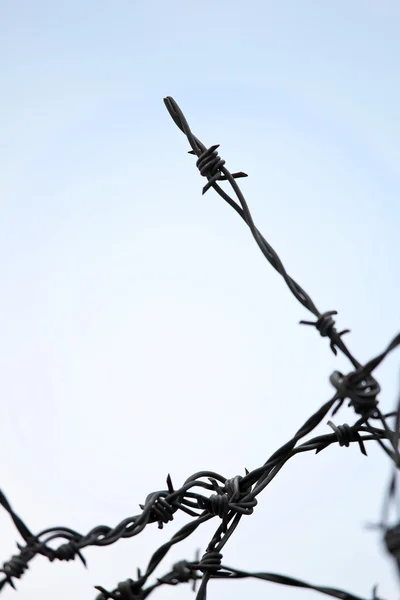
1,1,400,599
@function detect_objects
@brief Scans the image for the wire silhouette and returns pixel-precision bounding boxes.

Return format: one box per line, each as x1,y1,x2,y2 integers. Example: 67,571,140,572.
1,96,399,599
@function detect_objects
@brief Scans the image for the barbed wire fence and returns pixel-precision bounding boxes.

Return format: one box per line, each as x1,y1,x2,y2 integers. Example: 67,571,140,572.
1,97,400,600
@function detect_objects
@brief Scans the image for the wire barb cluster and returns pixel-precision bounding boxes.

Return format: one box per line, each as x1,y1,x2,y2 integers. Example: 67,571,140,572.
1,97,400,599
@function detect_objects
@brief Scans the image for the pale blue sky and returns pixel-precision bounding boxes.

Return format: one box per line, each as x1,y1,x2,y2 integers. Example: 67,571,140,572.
1,2,400,599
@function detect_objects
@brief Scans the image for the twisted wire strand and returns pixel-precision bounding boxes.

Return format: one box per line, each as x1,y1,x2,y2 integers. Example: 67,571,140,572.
95,554,384,600
163,96,358,366
163,98,400,413
164,96,400,452
0,423,391,592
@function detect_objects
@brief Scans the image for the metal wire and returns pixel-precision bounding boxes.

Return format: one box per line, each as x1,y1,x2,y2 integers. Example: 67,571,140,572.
1,96,399,599
95,555,384,600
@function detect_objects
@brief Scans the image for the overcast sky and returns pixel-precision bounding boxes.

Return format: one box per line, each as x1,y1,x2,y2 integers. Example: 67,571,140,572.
1,2,400,599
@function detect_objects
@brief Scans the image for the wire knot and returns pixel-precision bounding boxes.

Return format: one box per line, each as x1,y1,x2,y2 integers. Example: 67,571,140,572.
223,475,242,500
157,559,195,586
197,551,223,574
224,475,257,515
170,560,193,583
384,523,400,567
330,370,379,417
139,495,176,529
2,554,29,587
95,579,144,600
117,579,144,600
48,540,87,568
300,311,350,355
200,493,230,518
198,475,256,523
327,421,367,455
196,144,225,195
188,145,247,195
51,541,78,561
198,475,257,524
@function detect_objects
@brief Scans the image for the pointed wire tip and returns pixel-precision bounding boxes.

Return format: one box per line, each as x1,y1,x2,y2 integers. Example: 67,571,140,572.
94,585,108,593
166,474,174,493
78,551,87,568
8,578,16,590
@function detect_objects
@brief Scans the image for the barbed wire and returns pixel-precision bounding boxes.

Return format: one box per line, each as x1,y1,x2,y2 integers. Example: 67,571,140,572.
0,424,395,598
1,97,399,599
95,552,385,600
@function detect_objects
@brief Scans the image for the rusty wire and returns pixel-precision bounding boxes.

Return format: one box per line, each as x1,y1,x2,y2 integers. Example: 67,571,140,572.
1,97,400,599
